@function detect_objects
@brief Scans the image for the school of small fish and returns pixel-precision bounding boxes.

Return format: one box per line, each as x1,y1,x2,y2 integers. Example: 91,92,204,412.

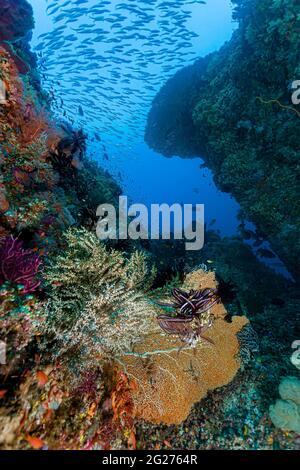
35,0,206,161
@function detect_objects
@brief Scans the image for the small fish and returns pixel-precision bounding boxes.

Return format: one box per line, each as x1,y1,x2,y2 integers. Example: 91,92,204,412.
25,435,45,450
36,370,49,387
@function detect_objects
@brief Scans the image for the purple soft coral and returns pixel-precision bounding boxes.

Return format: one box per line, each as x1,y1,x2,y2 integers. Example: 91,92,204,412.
0,236,41,293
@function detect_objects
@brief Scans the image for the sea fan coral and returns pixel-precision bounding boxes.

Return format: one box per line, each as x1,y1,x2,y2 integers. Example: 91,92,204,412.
0,236,41,293
122,269,249,424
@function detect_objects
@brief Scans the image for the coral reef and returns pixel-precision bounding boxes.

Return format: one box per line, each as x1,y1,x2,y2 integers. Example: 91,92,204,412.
130,232,299,449
122,269,249,425
0,2,127,451
0,43,120,248
0,0,299,452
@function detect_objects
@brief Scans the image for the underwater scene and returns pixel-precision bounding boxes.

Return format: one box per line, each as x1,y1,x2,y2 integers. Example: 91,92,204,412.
0,0,299,453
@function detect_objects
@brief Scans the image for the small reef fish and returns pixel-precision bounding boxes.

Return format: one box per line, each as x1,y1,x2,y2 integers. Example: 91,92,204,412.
34,0,205,155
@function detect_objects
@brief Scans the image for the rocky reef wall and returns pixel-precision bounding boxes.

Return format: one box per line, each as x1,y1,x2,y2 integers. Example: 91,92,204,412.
146,0,300,282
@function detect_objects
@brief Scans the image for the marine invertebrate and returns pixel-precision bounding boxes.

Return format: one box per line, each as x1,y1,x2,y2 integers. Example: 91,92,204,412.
121,269,249,424
269,377,300,434
43,228,157,371
0,173,9,214
0,236,41,293
256,96,300,119
156,315,214,350
49,124,87,170
73,369,100,399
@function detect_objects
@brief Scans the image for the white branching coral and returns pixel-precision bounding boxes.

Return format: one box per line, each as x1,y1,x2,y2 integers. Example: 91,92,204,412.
43,228,157,370
125,249,157,292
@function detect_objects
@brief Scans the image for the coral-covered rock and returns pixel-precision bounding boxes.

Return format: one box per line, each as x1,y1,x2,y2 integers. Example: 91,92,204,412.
279,376,300,405
0,0,34,42
0,236,41,293
122,269,249,424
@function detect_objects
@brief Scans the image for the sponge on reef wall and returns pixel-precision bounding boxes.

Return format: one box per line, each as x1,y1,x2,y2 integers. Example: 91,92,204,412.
121,269,249,425
269,376,300,434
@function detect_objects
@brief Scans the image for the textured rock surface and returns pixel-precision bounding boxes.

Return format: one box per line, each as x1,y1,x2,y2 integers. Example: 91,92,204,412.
0,0,34,42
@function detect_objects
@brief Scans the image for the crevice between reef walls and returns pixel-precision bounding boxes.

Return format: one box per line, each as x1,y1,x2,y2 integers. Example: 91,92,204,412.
145,0,300,283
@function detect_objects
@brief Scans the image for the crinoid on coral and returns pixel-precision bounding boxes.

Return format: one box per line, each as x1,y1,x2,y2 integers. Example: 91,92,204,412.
120,269,249,425
0,235,43,376
48,124,87,171
43,228,157,376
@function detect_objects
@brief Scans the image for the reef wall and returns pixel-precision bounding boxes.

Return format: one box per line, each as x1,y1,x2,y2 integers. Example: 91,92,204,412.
0,0,121,250
146,0,300,281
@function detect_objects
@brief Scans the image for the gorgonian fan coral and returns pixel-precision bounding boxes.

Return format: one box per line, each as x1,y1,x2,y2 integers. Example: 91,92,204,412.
0,236,41,293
